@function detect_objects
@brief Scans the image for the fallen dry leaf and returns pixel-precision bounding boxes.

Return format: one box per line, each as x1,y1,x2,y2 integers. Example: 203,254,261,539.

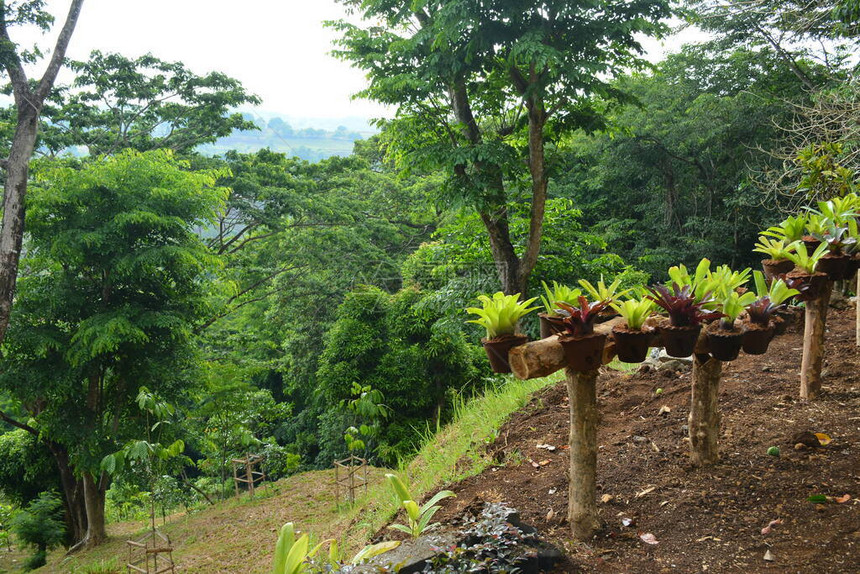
536,443,557,451
658,405,671,415
621,517,634,527
538,459,551,466
761,518,783,535
835,494,851,503
814,433,832,446
763,549,774,562
639,532,659,545
546,508,555,521
601,494,614,503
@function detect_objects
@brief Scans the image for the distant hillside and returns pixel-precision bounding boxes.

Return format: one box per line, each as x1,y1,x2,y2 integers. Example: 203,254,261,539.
197,113,377,161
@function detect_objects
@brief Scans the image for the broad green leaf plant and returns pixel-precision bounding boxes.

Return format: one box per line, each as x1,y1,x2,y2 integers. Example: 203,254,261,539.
271,522,334,574
611,298,656,331
539,281,581,316
466,292,538,339
386,473,455,539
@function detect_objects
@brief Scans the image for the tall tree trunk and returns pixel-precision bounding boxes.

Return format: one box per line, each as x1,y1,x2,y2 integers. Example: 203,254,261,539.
479,208,521,295
46,442,88,546
0,0,86,343
518,87,548,295
80,472,108,548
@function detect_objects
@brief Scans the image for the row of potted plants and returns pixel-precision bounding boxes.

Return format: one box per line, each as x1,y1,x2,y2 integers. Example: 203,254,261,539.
755,194,860,286
466,260,800,373
468,192,859,374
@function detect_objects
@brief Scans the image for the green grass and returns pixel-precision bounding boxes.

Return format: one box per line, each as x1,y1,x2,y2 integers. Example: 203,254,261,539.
337,373,562,552
27,373,561,572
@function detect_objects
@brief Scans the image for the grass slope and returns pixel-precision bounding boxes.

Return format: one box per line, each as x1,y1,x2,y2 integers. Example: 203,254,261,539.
21,375,558,573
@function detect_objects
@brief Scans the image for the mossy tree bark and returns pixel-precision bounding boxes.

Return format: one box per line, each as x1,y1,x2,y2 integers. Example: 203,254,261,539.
689,354,722,466
565,367,600,540
801,282,833,399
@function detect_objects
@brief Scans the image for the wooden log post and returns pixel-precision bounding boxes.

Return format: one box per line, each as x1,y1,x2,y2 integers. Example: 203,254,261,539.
689,353,722,466
801,282,833,399
566,367,600,540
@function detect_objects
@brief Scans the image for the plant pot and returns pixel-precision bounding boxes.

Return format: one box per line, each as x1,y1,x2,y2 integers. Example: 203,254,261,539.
706,323,745,361
742,322,775,355
841,255,860,280
817,253,850,281
657,321,701,358
482,334,528,374
761,258,795,280
785,270,828,301
538,313,566,339
611,325,652,363
559,332,607,372
801,236,821,253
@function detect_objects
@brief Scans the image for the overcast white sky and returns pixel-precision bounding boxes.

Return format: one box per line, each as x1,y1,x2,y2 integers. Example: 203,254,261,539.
17,1,700,123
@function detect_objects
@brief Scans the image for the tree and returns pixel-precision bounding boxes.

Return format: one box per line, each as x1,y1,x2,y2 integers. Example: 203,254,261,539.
37,50,260,156
331,0,671,295
0,150,225,548
0,0,85,344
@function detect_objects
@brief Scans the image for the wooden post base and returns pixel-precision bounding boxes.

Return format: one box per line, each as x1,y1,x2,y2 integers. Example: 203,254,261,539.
801,282,833,399
689,354,722,467
566,367,600,540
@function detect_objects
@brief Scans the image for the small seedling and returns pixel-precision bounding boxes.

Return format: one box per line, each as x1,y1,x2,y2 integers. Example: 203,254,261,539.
654,388,663,395
766,446,780,457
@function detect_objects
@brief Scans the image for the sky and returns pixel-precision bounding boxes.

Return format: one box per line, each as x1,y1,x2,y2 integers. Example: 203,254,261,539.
21,0,391,121
19,1,702,123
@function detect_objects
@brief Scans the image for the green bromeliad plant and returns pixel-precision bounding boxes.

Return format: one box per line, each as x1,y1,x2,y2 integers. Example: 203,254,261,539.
747,271,800,326
271,523,334,574
466,292,538,339
753,237,800,261
578,276,630,303
761,213,808,243
786,242,829,274
539,281,581,317
610,297,655,331
717,291,757,331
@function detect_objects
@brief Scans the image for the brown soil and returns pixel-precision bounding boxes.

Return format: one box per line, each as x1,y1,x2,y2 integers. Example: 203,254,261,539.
435,304,860,573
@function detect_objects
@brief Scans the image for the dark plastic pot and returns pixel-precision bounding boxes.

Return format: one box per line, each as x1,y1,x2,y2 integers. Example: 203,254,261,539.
817,254,849,281
801,236,821,253
706,325,745,361
742,322,775,355
786,270,828,301
538,313,566,339
658,322,702,358
611,325,652,363
482,335,528,374
761,258,795,280
841,255,859,280
559,332,607,372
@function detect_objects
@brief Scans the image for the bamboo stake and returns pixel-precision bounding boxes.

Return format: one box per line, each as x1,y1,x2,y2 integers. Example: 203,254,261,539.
800,282,833,399
565,367,600,540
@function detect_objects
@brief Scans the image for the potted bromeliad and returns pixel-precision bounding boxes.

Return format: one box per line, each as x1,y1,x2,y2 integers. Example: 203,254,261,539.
579,276,628,323
538,281,581,338
648,283,723,358
743,271,800,353
753,236,799,279
815,223,857,280
466,292,538,373
609,296,656,363
785,242,829,301
706,290,756,361
556,296,612,371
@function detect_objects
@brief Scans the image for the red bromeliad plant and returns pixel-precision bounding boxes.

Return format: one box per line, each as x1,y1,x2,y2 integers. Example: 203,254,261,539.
646,284,723,327
556,296,612,338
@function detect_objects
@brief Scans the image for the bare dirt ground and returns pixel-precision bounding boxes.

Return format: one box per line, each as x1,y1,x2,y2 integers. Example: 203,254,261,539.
435,304,860,573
